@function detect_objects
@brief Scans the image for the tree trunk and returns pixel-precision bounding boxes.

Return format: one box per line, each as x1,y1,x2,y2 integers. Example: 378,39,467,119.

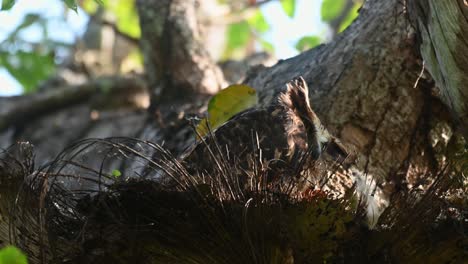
137,0,226,105
0,0,466,262
408,0,468,136
246,0,435,201
0,0,464,208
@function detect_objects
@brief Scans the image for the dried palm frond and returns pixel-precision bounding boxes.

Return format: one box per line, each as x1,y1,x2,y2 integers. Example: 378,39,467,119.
0,136,464,263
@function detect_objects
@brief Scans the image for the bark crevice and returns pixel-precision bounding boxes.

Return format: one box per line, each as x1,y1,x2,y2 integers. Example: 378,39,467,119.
408,0,468,136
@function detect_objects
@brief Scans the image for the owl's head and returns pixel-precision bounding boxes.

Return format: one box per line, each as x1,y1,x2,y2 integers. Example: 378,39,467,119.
281,76,349,162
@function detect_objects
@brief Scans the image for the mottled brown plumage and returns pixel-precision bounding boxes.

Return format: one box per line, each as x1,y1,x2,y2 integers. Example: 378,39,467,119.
182,76,347,180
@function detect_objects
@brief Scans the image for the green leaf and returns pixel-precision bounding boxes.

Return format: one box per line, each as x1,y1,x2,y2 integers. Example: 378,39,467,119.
81,0,104,13
81,0,99,13
16,13,41,31
7,13,41,40
106,0,141,38
259,38,274,53
112,169,122,178
197,84,258,137
338,3,360,32
224,21,250,58
295,36,321,52
226,22,250,49
247,10,269,33
321,0,345,22
63,0,78,12
0,51,56,93
1,0,15,11
280,0,296,18
0,246,28,264
82,0,140,38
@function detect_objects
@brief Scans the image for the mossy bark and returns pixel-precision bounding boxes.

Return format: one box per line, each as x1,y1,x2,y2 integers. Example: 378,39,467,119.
408,0,468,137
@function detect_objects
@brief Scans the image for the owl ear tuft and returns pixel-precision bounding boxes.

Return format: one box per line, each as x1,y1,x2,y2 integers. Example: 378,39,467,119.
282,76,313,114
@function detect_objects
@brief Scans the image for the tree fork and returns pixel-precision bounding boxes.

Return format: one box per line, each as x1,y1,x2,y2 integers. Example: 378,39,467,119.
137,0,226,107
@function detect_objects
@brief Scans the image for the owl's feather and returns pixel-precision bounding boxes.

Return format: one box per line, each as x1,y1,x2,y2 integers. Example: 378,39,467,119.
182,76,348,179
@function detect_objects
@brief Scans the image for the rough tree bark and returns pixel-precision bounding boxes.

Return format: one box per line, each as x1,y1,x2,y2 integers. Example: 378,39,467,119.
0,0,466,262
408,0,468,135
244,0,433,205
0,0,465,200
137,0,226,103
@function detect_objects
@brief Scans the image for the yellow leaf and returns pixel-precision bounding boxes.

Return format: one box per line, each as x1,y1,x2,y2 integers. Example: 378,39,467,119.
196,84,257,138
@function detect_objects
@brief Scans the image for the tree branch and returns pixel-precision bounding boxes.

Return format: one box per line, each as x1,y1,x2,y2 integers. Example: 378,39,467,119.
244,0,430,187
136,0,226,107
0,76,147,133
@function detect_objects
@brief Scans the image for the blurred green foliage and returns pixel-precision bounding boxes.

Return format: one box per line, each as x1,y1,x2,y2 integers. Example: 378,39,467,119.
82,0,140,38
0,0,136,94
0,246,28,264
0,51,55,93
0,0,362,94
1,0,15,11
224,9,272,59
0,12,67,93
295,36,321,52
293,0,361,52
225,0,362,57
321,0,346,22
337,2,360,32
63,0,78,12
225,21,251,58
247,10,269,33
280,0,296,18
